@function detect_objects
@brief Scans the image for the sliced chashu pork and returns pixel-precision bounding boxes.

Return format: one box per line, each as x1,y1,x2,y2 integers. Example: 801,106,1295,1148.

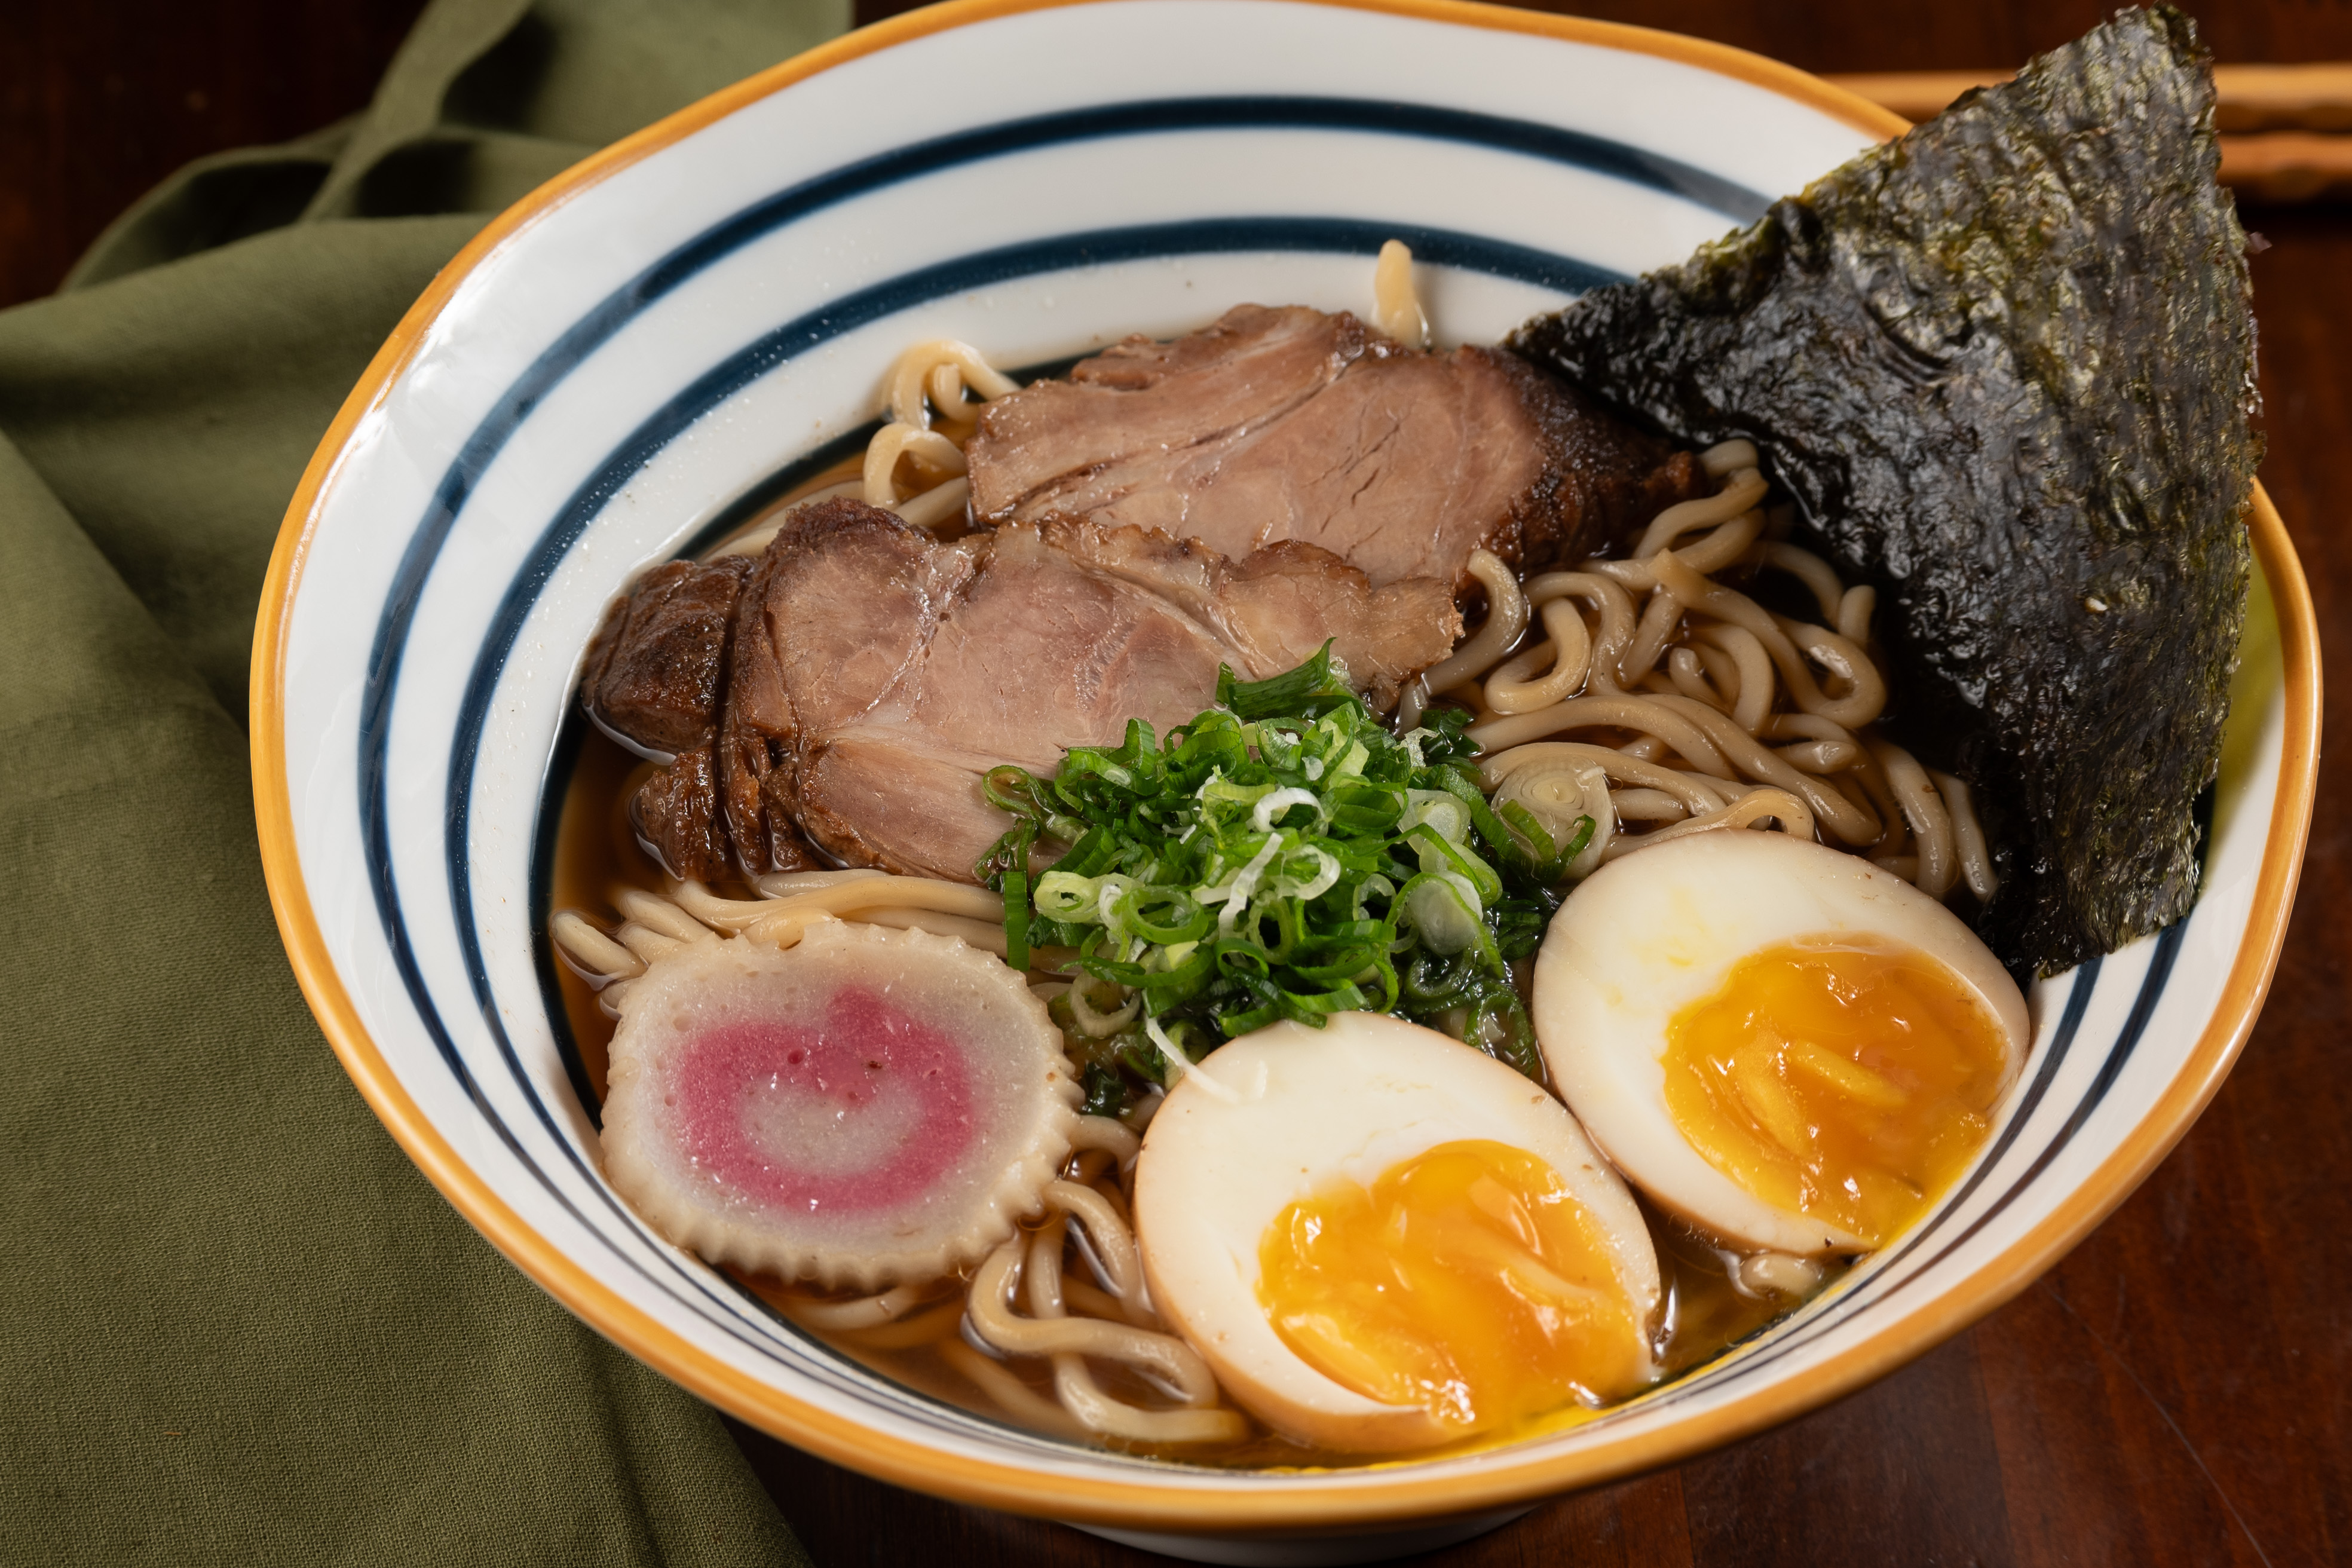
580,555,752,755
719,497,1459,883
964,304,1706,588
577,553,792,882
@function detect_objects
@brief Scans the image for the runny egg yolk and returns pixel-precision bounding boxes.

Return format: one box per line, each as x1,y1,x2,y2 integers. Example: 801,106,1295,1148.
1662,938,2011,1248
1255,1140,1648,1437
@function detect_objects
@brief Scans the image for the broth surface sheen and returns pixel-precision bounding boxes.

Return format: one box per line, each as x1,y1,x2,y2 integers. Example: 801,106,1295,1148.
547,727,1848,1466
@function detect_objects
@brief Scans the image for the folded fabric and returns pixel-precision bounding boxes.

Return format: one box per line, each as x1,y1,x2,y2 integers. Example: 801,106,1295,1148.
0,0,848,1560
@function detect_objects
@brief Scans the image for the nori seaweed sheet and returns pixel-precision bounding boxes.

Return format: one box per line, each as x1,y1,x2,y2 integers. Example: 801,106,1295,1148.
1510,5,2258,976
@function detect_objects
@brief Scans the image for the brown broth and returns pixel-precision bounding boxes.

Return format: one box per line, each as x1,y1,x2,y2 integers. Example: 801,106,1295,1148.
545,723,1844,1468
542,448,1847,1465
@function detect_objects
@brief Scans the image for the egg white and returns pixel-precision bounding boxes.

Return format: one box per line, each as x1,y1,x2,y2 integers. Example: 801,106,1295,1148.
1132,1012,1659,1454
1532,831,2030,1255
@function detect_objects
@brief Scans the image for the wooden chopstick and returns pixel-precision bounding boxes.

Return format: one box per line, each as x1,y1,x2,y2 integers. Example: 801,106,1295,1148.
1826,64,2352,200
1826,64,2352,131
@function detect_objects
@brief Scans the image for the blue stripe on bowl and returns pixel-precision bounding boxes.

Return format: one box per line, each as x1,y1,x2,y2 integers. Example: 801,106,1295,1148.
361,88,1766,923
348,94,2185,1459
527,710,601,1125
357,210,1648,1456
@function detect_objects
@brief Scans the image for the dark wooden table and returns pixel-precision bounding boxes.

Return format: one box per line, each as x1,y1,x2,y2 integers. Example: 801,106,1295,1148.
10,2,2342,1562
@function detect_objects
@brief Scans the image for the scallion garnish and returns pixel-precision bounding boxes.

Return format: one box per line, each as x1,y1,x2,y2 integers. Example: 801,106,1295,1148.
976,645,1590,1117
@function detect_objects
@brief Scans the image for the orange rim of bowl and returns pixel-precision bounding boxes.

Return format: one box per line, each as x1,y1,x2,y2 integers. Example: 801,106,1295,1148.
251,0,2320,1533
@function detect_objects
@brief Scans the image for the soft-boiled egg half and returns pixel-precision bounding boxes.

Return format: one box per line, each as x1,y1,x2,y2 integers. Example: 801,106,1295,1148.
1534,831,2029,1257
1133,1012,1659,1454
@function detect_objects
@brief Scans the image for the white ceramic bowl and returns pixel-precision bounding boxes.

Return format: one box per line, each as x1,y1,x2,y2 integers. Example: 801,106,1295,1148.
253,2,2319,1561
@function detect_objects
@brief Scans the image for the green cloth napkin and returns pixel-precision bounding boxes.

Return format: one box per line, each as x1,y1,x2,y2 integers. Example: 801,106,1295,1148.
0,1,849,1560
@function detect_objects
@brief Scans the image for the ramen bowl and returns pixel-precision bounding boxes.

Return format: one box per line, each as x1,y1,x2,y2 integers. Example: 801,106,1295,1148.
252,1,2319,1561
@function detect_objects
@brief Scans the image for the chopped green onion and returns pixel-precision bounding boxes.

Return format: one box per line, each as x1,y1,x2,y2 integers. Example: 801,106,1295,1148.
975,643,1563,1116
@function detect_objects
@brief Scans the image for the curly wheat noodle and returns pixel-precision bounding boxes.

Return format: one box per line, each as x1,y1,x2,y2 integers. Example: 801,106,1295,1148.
1061,1276,1138,1328
1422,549,1528,695
832,338,1021,526
1643,549,1886,730
1524,571,1637,690
1483,597,1592,714
1775,737,1864,773
1392,674,1432,731
1608,788,1688,822
938,1338,1088,1439
1867,737,1958,899
664,879,788,931
1580,538,1729,634
1699,438,1760,479
1044,1180,1157,1327
1775,614,1884,718
1372,238,1431,349
1481,742,1729,816
862,422,967,508
743,876,1004,946
1054,1160,1137,1310
550,911,639,983
1760,711,1843,740
1445,456,2016,895
1617,589,1687,690
611,924,691,968
653,873,1006,951
786,1284,931,1331
967,1239,1216,1390
832,1296,967,1350
1630,470,1768,558
1067,1114,1143,1165
663,869,886,932
1758,541,1846,622
1028,1221,1250,1446
966,1235,1247,1444
1762,712,1866,770
890,475,967,530
1642,693,1879,846
1468,695,1734,777
1665,647,1728,715
1630,669,1679,700
1600,788,1815,862
1690,624,1773,731
1930,768,1999,901
1837,584,1877,647
855,905,1022,956
614,886,715,945
1663,509,1765,576
886,338,1019,429
1843,745,1912,852
755,867,888,898
1678,642,1733,701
